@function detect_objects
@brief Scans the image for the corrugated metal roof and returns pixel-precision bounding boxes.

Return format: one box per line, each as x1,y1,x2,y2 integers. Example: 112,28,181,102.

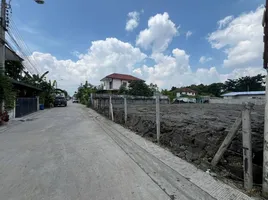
222,91,265,96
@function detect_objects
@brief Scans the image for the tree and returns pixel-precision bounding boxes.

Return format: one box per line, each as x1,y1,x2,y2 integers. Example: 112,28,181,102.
5,60,24,81
75,81,96,105
149,83,159,94
161,89,176,101
118,84,128,95
128,80,153,96
223,74,265,93
0,73,16,111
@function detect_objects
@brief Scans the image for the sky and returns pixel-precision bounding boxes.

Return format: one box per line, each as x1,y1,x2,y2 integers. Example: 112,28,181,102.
8,0,267,94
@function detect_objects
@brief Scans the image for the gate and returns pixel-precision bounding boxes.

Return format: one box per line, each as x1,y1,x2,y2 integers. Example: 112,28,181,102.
15,98,37,118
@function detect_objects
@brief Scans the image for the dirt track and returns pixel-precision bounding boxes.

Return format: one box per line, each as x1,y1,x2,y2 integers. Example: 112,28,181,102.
97,103,264,184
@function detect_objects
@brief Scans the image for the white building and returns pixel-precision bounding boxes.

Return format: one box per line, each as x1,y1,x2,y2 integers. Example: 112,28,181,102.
222,91,265,100
100,73,142,90
176,88,197,97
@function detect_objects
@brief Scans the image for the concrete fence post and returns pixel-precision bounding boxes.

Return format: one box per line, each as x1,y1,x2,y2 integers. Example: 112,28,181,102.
156,95,160,144
242,102,254,191
90,93,93,107
124,97,127,124
110,96,114,121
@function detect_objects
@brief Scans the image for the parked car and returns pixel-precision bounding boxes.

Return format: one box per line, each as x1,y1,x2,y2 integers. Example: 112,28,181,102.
54,97,67,107
72,98,79,103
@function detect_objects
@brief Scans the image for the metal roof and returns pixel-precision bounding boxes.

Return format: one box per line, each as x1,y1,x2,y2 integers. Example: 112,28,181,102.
222,91,265,97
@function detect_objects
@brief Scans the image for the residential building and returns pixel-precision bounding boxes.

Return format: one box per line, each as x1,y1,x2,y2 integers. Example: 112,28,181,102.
100,73,142,90
176,88,197,97
222,91,265,100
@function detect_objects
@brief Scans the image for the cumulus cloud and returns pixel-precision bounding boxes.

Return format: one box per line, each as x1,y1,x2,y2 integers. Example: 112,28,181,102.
186,31,193,39
133,46,265,88
125,11,140,31
24,8,267,93
27,38,146,93
199,56,212,64
208,6,264,68
217,16,234,29
136,12,178,53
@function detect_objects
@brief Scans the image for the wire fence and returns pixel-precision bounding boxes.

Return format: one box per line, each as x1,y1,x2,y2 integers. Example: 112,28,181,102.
90,94,264,186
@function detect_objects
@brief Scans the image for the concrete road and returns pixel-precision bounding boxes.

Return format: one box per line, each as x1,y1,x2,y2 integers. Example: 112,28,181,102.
0,103,214,200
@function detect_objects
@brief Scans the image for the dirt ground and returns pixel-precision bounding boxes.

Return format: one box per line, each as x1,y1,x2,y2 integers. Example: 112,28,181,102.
97,103,264,186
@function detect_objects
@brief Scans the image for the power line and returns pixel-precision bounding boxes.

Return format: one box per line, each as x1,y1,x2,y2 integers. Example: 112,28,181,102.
6,31,37,74
7,24,39,74
9,18,41,73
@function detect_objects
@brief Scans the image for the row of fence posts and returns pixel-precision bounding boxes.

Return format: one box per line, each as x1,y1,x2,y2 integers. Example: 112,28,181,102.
91,94,262,191
91,93,268,195
91,94,161,144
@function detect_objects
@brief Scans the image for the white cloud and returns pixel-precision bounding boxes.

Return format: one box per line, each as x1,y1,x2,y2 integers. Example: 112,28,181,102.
217,16,234,29
133,47,265,88
133,48,191,87
125,11,140,32
208,6,264,68
27,38,146,94
136,12,178,53
186,31,193,39
24,7,267,93
199,56,212,64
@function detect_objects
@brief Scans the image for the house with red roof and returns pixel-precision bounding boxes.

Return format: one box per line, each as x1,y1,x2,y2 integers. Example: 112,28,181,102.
100,73,143,90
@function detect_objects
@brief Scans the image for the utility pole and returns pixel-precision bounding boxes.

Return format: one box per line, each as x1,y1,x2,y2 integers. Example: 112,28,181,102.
0,0,5,75
262,0,268,197
0,0,6,113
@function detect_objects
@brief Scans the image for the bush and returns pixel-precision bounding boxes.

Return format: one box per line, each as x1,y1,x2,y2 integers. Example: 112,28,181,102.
0,74,16,110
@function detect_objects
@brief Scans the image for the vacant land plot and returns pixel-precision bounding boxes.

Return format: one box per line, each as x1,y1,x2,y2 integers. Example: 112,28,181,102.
97,103,264,184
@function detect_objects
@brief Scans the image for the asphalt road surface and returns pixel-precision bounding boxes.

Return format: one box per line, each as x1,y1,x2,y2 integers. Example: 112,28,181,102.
0,103,215,200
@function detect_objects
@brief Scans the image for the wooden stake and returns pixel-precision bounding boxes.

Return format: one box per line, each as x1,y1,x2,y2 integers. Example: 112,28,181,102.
211,115,242,166
242,102,254,191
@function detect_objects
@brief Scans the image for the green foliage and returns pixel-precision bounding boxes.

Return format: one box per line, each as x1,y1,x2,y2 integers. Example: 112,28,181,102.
118,84,128,95
168,74,265,97
223,74,265,92
0,74,16,110
21,71,68,108
128,80,153,96
161,89,176,101
76,81,97,105
5,60,24,81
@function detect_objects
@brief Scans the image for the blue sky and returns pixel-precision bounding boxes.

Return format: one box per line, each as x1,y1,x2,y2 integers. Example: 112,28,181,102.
10,0,266,93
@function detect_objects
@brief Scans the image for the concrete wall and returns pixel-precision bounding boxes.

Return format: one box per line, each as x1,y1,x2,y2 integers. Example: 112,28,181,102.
210,98,265,105
103,80,110,90
224,95,265,100
8,108,15,119
102,79,130,90
91,95,169,108
112,79,121,90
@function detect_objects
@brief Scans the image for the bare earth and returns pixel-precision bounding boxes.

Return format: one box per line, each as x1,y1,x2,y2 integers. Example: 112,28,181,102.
102,103,264,185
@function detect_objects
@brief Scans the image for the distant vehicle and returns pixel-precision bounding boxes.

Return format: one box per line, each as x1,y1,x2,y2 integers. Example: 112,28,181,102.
172,97,196,104
72,98,79,103
54,97,67,107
